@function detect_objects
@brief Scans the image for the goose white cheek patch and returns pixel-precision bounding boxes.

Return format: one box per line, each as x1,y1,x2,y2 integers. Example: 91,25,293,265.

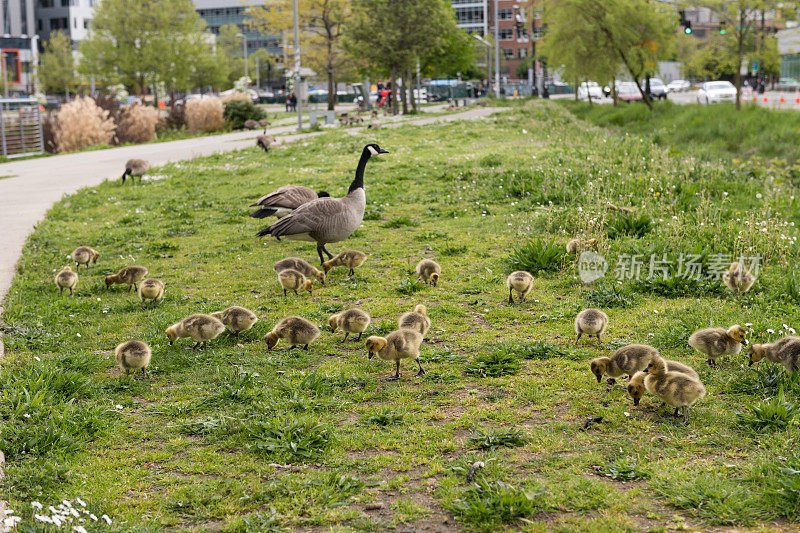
368,146,379,156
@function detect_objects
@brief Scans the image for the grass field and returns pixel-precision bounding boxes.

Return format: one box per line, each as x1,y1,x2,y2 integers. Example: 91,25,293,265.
3,99,800,531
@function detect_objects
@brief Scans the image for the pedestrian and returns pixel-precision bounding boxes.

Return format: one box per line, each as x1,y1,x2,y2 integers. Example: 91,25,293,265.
285,93,291,112
290,93,297,112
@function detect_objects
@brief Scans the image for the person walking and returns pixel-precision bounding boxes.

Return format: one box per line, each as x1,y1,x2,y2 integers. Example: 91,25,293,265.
290,93,298,112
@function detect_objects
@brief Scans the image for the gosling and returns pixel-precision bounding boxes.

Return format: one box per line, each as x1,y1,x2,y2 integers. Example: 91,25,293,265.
54,266,78,296
748,336,800,372
506,271,534,304
398,304,431,337
566,238,598,254
211,306,259,336
688,325,746,368
722,262,755,295
366,329,425,381
643,355,706,424
71,246,100,270
590,343,656,384
273,257,326,284
265,316,320,350
575,308,609,345
416,259,441,287
323,250,367,276
627,361,699,406
165,314,225,350
114,340,152,378
277,268,313,297
138,278,164,308
329,308,371,342
105,265,149,291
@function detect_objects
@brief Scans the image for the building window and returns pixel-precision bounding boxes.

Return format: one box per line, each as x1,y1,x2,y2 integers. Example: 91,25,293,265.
2,50,21,84
50,17,69,29
498,9,513,20
498,28,513,40
503,48,513,59
84,19,90,29
518,48,528,58
74,17,77,29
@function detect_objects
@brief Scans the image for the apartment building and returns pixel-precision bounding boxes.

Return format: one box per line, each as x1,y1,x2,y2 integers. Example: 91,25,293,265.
193,0,280,58
1,0,38,94
35,0,94,45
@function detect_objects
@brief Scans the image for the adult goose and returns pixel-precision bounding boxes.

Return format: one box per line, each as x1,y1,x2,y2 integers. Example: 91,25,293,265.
258,143,388,264
250,186,330,220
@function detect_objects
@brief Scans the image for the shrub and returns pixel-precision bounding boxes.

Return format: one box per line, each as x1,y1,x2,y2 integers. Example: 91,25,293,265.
161,104,186,131
185,97,225,133
221,91,251,103
42,112,57,153
116,104,159,144
53,96,116,152
223,99,266,130
508,239,568,275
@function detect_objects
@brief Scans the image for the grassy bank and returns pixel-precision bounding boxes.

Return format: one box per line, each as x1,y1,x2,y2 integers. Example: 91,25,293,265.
2,100,800,531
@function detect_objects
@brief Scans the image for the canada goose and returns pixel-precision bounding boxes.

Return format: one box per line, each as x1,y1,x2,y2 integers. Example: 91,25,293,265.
277,268,313,297
371,109,378,118
121,158,148,184
138,278,164,308
244,119,260,130
506,270,534,304
323,250,367,276
265,316,320,350
210,306,259,336
258,143,389,264
566,238,599,254
165,313,225,350
54,266,78,296
367,122,381,130
329,308,371,342
643,354,706,423
398,304,431,336
366,329,425,381
114,340,152,378
722,262,755,295
273,257,326,284
416,259,441,287
627,361,698,406
250,186,330,220
748,336,800,372
575,308,609,345
256,130,277,152
688,325,746,368
105,266,149,291
71,246,100,270
590,343,656,384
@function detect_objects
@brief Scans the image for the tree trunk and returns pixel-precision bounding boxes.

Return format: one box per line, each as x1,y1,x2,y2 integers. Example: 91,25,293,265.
407,68,416,112
390,64,398,115
586,79,593,105
735,10,745,111
401,72,409,115
327,68,335,111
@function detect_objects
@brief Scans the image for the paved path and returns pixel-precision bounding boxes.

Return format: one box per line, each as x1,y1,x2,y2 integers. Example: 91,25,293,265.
0,106,501,305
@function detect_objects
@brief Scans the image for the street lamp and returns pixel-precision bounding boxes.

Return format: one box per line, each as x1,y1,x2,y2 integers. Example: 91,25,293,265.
473,34,493,94
236,31,249,79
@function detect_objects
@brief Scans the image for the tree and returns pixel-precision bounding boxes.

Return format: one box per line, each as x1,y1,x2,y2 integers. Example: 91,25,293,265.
40,31,76,97
217,24,245,87
248,0,350,111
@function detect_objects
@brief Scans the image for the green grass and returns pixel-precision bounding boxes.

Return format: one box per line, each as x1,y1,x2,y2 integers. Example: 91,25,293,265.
2,99,800,530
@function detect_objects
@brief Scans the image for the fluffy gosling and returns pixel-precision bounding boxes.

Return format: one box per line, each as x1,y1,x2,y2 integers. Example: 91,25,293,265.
323,250,367,276
416,259,441,287
566,238,598,254
71,246,100,270
138,278,164,308
722,262,755,295
506,271,534,304
398,304,431,337
105,265,149,291
210,306,259,336
277,268,313,297
748,336,800,372
114,340,152,378
688,325,746,368
590,343,656,384
265,316,320,350
329,308,371,342
627,361,698,406
643,355,706,423
575,308,609,345
165,314,225,350
366,329,425,381
273,257,326,284
54,266,78,296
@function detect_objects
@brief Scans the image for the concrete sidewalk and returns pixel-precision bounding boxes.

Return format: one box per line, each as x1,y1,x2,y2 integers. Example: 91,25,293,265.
0,105,501,304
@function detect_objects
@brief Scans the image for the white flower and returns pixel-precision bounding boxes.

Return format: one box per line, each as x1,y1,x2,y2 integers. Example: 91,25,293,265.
102,514,112,524
35,514,52,523
115,405,123,410
32,501,43,510
90,514,98,521
76,498,86,507
756,193,763,199
768,329,775,334
74,526,89,533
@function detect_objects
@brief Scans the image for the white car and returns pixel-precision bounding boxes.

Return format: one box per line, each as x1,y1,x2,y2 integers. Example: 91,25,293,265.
697,81,737,104
667,79,691,92
577,82,603,100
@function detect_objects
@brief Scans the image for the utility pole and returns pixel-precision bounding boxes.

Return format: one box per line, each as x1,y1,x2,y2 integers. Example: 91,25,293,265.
493,0,500,96
256,57,260,88
243,33,248,79
293,0,302,131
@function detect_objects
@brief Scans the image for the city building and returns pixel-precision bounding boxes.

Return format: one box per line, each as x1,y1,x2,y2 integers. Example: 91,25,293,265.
35,0,95,46
193,0,280,58
452,0,488,36
1,0,38,94
778,26,800,81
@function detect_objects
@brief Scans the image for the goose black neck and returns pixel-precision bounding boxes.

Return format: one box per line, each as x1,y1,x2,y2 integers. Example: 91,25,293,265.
348,148,371,193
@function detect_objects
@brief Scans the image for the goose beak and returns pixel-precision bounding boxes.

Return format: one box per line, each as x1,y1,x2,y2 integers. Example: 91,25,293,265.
378,148,389,154
633,398,639,406
368,351,375,359
748,359,754,367
595,374,601,383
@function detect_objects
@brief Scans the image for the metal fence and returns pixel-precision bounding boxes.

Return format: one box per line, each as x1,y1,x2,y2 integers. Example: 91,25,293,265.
0,98,44,158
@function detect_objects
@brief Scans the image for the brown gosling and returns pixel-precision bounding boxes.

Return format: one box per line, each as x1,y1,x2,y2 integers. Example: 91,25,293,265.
606,203,633,214
265,316,320,351
165,314,225,350
366,329,425,381
105,265,149,291
114,340,152,378
575,308,609,345
71,246,100,270
329,308,371,342
210,306,259,336
565,238,599,254
643,354,706,423
121,158,148,184
54,266,78,296
138,278,164,308
506,271,534,304
748,336,800,372
398,304,431,337
722,262,755,295
590,343,657,384
688,325,746,368
627,361,699,406
273,257,326,284
277,268,313,297
415,259,441,287
323,250,367,276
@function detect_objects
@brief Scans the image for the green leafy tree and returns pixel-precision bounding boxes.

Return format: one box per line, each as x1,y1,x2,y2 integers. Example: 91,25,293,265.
40,31,76,96
217,24,246,87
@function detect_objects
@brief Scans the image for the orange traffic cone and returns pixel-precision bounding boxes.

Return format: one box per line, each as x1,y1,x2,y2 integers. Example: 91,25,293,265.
780,92,785,104
763,94,768,103
795,89,799,104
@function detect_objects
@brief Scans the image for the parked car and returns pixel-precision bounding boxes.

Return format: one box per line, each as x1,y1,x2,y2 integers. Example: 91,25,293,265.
577,81,603,100
616,83,643,103
667,79,691,92
697,81,737,104
647,78,668,99
776,77,800,91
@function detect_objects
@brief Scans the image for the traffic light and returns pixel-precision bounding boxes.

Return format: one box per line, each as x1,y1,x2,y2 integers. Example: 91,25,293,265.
719,21,726,35
679,10,692,34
